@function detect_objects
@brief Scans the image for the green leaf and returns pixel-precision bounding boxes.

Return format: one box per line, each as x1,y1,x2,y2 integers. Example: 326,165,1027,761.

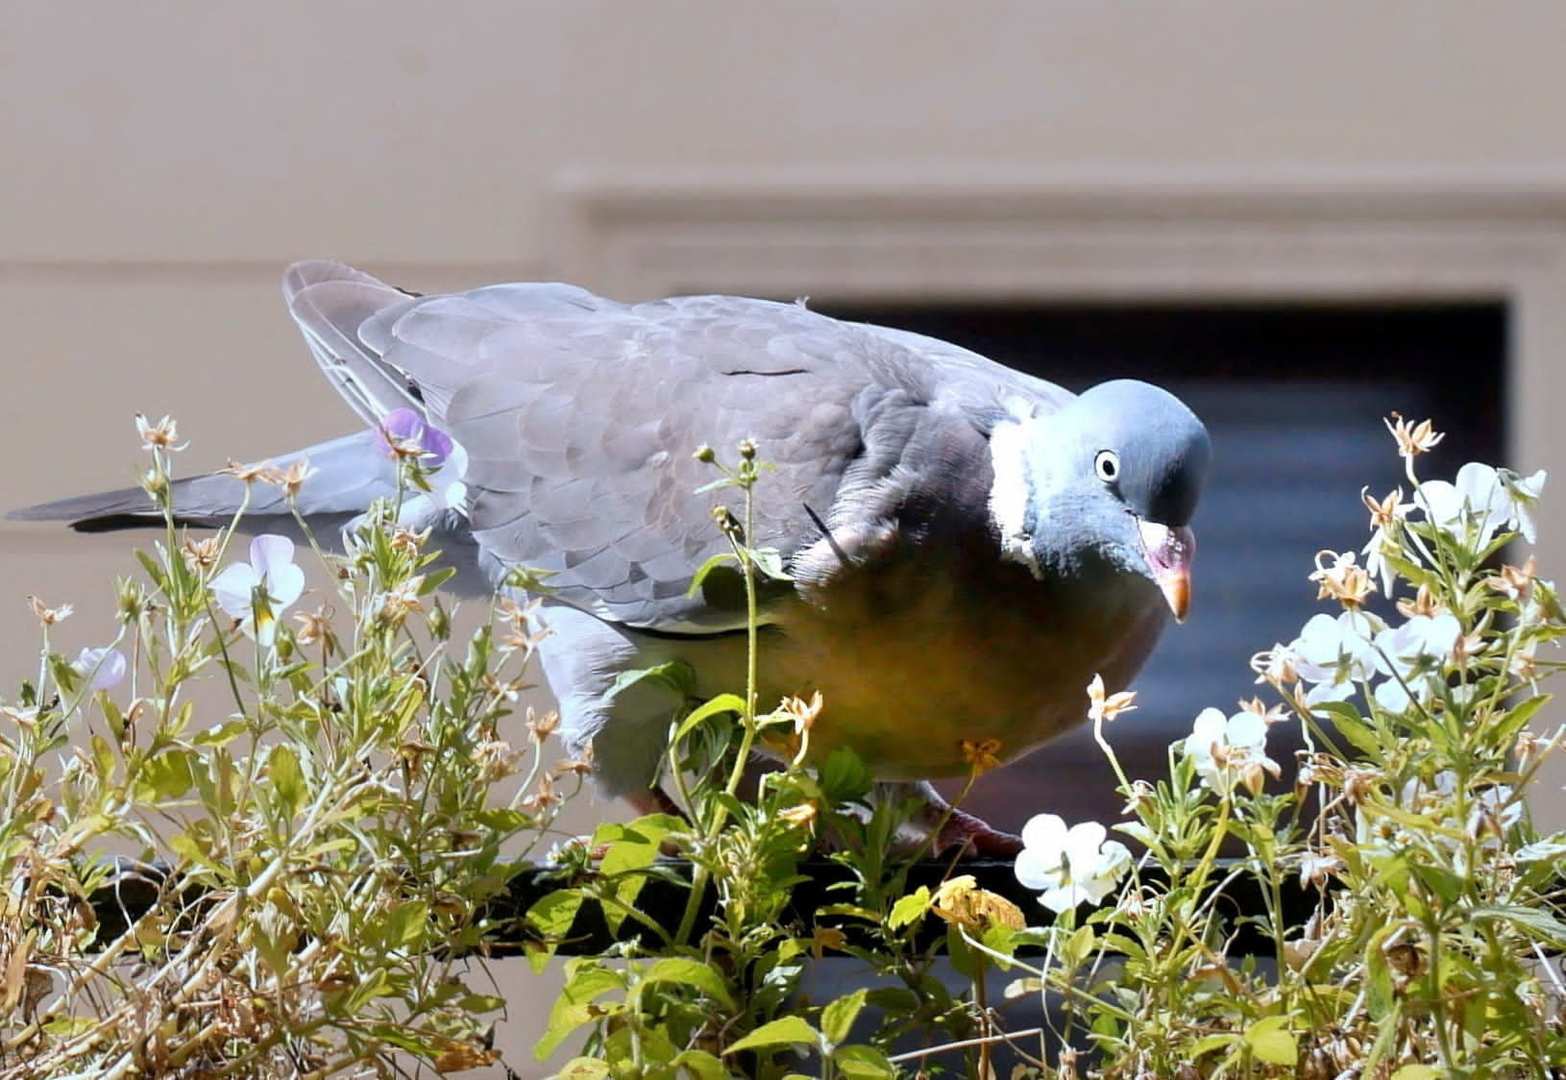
1492,692,1552,744
268,744,304,815
1187,1032,1240,1059
1366,922,1399,1020
687,552,739,597
527,889,584,959
1317,701,1382,758
557,1059,611,1079
833,1044,897,1079
644,957,736,1009
674,693,746,744
416,566,457,595
749,546,792,581
724,1015,821,1055
671,1049,730,1080
593,814,683,932
137,749,195,801
193,718,248,747
887,887,930,930
383,900,429,948
1471,904,1566,944
607,660,697,701
818,746,871,801
535,962,626,1061
1243,1016,1297,1065
820,988,867,1047
1061,924,1096,969
1391,1067,1440,1080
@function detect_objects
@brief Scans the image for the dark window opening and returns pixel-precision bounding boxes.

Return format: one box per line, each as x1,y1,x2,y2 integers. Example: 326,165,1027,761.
814,302,1508,830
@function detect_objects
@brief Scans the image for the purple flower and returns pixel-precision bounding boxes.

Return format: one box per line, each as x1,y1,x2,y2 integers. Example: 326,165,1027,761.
378,408,453,468
72,646,127,691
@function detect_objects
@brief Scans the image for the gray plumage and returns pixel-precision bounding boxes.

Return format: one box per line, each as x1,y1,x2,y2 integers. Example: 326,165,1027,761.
12,261,1211,826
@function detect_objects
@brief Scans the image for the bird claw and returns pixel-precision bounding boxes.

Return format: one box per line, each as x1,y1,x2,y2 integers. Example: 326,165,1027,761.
934,807,1024,858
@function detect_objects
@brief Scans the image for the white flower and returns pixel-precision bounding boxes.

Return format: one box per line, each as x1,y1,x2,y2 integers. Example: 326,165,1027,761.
1182,707,1281,793
1014,814,1132,914
1501,468,1547,544
1289,611,1379,705
1369,613,1461,713
1297,852,1342,890
211,535,305,645
1469,784,1523,839
71,646,126,691
1418,462,1544,545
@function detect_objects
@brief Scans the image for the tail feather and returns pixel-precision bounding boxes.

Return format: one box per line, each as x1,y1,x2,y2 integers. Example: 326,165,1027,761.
12,261,432,534
7,431,396,532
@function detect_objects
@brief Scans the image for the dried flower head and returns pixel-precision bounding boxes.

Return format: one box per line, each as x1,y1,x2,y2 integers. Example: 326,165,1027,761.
1396,582,1446,619
260,459,317,499
135,413,187,452
1250,643,1299,686
931,874,1026,932
527,707,561,743
474,739,524,782
1086,672,1138,724
27,595,73,626
520,772,562,814
1361,485,1407,531
777,801,819,832
178,536,220,574
1384,412,1445,458
376,578,424,626
1484,557,1538,602
1309,550,1376,608
389,525,430,557
218,459,270,484
960,737,1003,774
554,745,595,778
293,605,337,651
778,691,823,735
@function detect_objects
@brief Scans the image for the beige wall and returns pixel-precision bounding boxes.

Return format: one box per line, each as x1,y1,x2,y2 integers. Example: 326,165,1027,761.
6,3,1566,1074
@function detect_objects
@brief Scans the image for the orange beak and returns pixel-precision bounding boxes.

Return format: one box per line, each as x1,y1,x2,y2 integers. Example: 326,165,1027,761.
1137,519,1195,623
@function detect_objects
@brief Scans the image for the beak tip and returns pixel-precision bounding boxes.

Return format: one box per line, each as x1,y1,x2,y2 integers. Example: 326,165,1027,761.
1158,573,1191,624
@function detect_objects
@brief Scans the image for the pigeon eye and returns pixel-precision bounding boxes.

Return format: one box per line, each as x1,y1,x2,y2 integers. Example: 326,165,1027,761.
1094,450,1120,484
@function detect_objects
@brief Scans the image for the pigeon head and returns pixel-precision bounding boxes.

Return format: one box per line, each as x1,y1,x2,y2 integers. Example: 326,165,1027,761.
989,379,1211,621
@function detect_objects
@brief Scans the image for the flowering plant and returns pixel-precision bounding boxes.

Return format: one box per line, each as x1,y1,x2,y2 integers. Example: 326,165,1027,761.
0,420,567,1077
531,417,1566,1078
6,412,1565,1079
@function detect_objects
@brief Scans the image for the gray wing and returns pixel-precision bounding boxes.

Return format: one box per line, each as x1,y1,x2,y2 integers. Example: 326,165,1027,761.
286,262,1070,630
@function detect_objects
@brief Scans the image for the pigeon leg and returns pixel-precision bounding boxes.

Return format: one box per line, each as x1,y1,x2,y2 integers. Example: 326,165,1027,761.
915,782,1024,857
623,785,687,820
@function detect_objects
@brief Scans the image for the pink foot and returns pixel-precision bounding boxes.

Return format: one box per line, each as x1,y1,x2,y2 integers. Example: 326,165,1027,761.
936,807,1024,858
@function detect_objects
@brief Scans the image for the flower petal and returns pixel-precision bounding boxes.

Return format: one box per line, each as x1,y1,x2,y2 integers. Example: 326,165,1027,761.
1020,813,1067,856
265,561,306,611
1225,711,1268,751
1013,847,1061,891
73,646,127,691
1040,884,1084,914
210,563,260,619
249,535,296,583
420,422,454,466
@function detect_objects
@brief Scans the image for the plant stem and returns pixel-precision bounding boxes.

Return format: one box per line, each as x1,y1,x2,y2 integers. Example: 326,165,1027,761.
676,479,762,946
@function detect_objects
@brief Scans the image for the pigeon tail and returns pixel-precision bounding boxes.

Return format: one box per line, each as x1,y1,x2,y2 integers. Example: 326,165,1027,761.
7,430,396,533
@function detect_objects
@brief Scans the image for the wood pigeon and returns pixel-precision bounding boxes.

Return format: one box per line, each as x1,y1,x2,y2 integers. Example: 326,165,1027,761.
12,261,1211,853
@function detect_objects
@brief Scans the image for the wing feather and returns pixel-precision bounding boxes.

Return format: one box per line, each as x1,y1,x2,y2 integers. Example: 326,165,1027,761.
283,263,1070,630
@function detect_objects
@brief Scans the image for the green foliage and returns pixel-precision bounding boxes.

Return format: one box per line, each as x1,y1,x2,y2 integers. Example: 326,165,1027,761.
0,430,567,1077
9,418,1566,1078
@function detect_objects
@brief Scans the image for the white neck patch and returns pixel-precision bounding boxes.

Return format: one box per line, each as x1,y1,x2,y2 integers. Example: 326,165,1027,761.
989,416,1044,580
